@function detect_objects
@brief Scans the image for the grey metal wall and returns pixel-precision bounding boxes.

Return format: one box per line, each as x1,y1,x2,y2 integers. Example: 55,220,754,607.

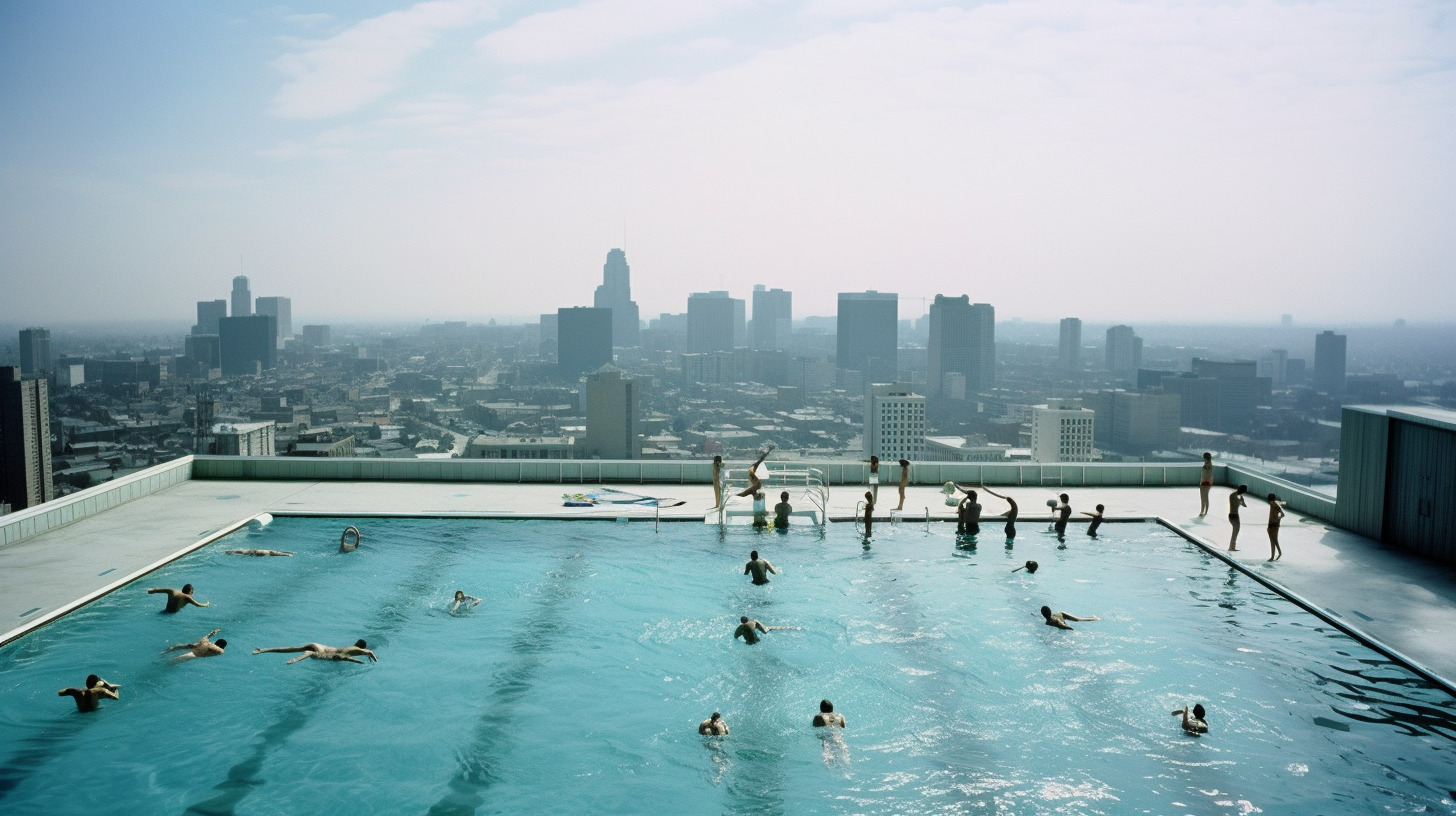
1334,407,1389,540
1384,420,1456,564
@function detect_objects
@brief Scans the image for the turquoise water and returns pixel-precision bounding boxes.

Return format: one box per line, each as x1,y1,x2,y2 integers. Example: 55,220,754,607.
1,517,1454,815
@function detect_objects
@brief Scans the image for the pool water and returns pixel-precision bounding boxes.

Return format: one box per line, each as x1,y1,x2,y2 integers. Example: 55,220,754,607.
1,517,1453,815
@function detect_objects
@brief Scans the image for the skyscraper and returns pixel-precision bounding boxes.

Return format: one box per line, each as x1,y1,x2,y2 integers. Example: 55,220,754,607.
195,300,227,335
926,295,995,398
584,367,640,459
254,296,292,348
219,315,277,376
750,286,792,351
864,383,926,460
231,275,252,317
1313,330,1347,395
1058,317,1082,372
18,328,51,377
1,366,53,512
557,307,613,380
686,292,740,353
1105,325,1142,375
837,291,897,382
592,249,640,348
1030,398,1096,462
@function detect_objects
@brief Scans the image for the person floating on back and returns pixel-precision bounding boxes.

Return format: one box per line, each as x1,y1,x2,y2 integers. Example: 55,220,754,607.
254,639,377,664
1172,703,1208,734
58,675,120,712
147,584,209,614
698,712,729,735
1041,605,1098,630
166,629,226,662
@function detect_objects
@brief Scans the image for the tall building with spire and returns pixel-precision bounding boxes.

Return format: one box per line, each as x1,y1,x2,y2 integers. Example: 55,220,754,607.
593,249,640,348
231,276,252,317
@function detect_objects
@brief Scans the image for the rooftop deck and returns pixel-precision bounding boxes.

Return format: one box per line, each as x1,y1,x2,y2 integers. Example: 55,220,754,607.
3,457,1454,690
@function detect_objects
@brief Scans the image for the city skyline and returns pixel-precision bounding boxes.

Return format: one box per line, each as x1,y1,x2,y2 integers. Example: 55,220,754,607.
3,1,1454,325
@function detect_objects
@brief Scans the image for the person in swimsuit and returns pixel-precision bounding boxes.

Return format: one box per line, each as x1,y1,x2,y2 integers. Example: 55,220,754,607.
1054,494,1072,542
894,459,910,511
225,548,294,556
166,629,227,662
773,491,793,528
744,551,778,585
1227,485,1248,551
867,455,880,503
734,616,794,644
711,455,724,509
980,485,1019,541
862,491,875,537
752,491,769,528
734,449,773,499
450,590,482,613
253,639,377,664
1172,704,1208,734
1199,452,1214,517
813,699,846,728
698,712,729,735
58,675,120,712
1083,504,1105,538
956,487,982,537
1266,493,1285,561
147,584,209,614
1041,606,1098,630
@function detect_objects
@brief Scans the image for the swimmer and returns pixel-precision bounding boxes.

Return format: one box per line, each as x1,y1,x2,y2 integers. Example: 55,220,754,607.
253,639,377,664
1198,452,1214,516
58,675,120,712
955,486,982,537
1053,494,1071,542
1040,606,1099,630
980,485,1019,541
773,491,793,529
1083,504,1105,538
165,629,227,662
812,699,846,728
147,584,209,614
225,548,294,557
744,550,778,585
895,459,910,511
752,490,769,528
698,712,729,735
1013,560,1039,574
1227,485,1248,551
734,449,773,498
1172,704,1208,734
734,616,794,644
862,491,875,537
450,590,483,613
340,525,361,552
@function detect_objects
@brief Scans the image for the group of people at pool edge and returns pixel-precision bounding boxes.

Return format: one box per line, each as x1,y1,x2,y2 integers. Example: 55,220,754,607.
1200,452,1288,561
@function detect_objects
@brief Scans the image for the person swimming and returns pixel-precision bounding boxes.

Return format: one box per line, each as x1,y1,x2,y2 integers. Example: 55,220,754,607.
744,550,778,585
253,639,377,664
450,590,482,613
1013,560,1039,574
698,712,729,735
1172,704,1208,734
734,616,794,644
224,549,294,556
1040,605,1098,630
147,584,209,614
58,675,120,712
165,629,226,662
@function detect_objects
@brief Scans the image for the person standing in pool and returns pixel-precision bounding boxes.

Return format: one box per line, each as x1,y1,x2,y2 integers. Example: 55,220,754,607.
956,488,982,537
1041,606,1098,630
744,550,778,585
1083,504,1105,538
147,584,209,614
980,485,1019,541
862,491,875,537
1198,452,1215,517
698,712,729,735
1266,493,1285,561
1172,704,1208,734
773,491,793,528
58,675,120,712
1053,494,1072,542
1227,485,1248,551
734,616,794,644
253,639,377,664
166,629,226,662
894,459,910,511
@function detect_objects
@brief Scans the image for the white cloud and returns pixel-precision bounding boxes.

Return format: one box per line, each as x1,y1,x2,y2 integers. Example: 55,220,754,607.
477,0,735,64
271,0,495,119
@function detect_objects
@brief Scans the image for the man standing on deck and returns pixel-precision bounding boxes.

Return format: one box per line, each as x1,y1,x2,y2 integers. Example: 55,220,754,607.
745,551,778,585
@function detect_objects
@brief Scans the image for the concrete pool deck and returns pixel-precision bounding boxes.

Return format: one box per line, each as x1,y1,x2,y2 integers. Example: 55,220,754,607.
4,478,1456,689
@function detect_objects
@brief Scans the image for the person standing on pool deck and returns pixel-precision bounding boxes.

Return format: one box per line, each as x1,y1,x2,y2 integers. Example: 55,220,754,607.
711,455,724,509
1053,494,1072,542
773,491,793,528
734,616,794,644
253,639,377,664
58,675,120,712
980,485,1019,541
1266,494,1285,561
698,712,729,735
734,449,773,499
1198,452,1215,517
166,629,227,662
147,584,209,614
1041,606,1098,630
1172,704,1208,734
862,491,875,537
867,455,880,503
1083,504,1105,538
894,459,910,511
1227,485,1248,551
744,551,778,585
956,488,982,537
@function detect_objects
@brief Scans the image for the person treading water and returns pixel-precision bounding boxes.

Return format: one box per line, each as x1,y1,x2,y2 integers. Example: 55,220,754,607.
744,550,778,585
698,712,729,735
253,639,377,664
734,616,794,644
450,590,482,613
1172,703,1208,735
58,675,121,712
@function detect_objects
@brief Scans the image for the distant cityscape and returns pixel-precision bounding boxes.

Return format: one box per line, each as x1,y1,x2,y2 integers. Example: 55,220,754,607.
3,248,1454,514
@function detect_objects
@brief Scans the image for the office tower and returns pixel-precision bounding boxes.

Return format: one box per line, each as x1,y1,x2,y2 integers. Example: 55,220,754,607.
219,315,277,376
18,328,51,377
557,307,613,379
750,286,792,351
255,297,292,348
1190,359,1263,430
1058,317,1082,372
1087,390,1180,451
584,368,640,459
926,295,994,398
1313,330,1347,395
194,300,227,335
686,291,740,353
864,383,925,461
592,249,640,348
185,334,222,371
1258,349,1289,386
539,313,560,360
231,276,252,317
1030,398,1096,462
1105,325,1142,375
838,291,898,382
300,325,331,348
1,366,53,512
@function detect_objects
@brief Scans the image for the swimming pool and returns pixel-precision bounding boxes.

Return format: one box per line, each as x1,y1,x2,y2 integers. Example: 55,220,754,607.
1,517,1453,815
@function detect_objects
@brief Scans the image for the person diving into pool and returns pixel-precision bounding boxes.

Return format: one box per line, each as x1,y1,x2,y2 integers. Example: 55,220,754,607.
733,448,774,499
253,639,377,664
147,584,209,613
734,616,795,644
166,629,226,662
744,550,778,585
1040,606,1099,630
58,675,120,711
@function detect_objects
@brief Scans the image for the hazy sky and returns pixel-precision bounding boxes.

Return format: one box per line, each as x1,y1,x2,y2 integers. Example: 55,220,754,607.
3,0,1453,326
